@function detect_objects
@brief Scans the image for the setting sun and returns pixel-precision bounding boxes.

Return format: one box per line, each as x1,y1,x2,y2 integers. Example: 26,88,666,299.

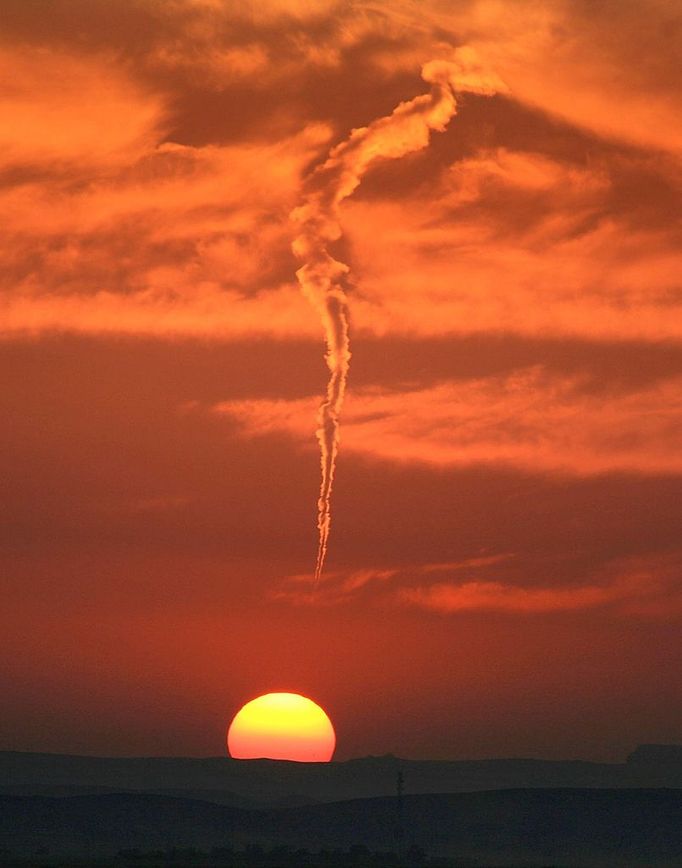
227,693,336,762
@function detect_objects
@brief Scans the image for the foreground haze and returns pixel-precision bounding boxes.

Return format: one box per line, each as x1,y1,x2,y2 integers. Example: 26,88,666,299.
1,0,681,761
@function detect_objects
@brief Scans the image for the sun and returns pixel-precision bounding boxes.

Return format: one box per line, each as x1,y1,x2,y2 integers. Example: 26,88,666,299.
227,692,336,762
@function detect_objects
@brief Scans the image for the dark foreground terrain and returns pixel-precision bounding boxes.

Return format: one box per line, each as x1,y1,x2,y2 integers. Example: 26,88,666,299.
1,745,681,808
0,787,680,867
1,747,680,866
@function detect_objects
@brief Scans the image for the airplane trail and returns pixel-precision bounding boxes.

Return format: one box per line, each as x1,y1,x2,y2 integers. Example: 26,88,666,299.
291,48,503,583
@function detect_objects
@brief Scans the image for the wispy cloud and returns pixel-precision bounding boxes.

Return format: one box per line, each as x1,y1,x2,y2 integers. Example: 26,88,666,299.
4,137,678,345
0,46,166,170
276,551,682,620
399,555,682,618
216,367,682,476
275,553,514,606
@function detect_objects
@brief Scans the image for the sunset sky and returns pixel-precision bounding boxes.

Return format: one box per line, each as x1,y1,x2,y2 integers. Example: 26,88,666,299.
1,0,681,762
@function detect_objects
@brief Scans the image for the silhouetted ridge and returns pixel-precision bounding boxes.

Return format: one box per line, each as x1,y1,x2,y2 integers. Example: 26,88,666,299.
628,744,682,765
2,745,681,807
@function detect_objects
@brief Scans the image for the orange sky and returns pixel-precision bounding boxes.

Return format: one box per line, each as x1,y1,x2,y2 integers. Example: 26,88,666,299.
1,0,680,761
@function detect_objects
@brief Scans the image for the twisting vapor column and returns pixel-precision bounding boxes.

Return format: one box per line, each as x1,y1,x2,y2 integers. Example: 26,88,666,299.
291,49,503,582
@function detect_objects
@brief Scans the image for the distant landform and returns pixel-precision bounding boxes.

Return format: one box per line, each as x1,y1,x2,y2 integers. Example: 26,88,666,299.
0,745,680,866
1,743,681,807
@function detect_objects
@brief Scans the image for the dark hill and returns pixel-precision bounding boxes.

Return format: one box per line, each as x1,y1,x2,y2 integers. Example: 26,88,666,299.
1,746,680,807
0,788,680,866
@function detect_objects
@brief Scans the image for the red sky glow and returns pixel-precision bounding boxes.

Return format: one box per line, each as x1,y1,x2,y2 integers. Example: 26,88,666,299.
1,0,680,762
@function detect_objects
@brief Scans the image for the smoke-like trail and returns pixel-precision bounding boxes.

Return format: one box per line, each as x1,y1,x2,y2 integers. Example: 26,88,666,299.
292,48,504,583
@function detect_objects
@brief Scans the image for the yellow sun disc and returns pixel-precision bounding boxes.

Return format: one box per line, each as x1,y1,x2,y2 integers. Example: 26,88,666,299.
227,692,336,762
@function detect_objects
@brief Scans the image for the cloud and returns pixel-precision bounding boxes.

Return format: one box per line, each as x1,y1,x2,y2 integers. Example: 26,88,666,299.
399,554,682,618
3,0,681,153
216,367,682,477
341,147,682,343
149,42,270,88
0,46,166,170
182,0,344,20
4,139,679,344
0,2,679,347
467,0,682,154
275,549,682,619
403,579,624,614
277,553,514,605
352,0,682,154
0,286,316,340
0,125,330,237
0,125,331,338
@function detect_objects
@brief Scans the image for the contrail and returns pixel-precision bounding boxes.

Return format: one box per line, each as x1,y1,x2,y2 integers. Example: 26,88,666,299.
291,48,504,583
